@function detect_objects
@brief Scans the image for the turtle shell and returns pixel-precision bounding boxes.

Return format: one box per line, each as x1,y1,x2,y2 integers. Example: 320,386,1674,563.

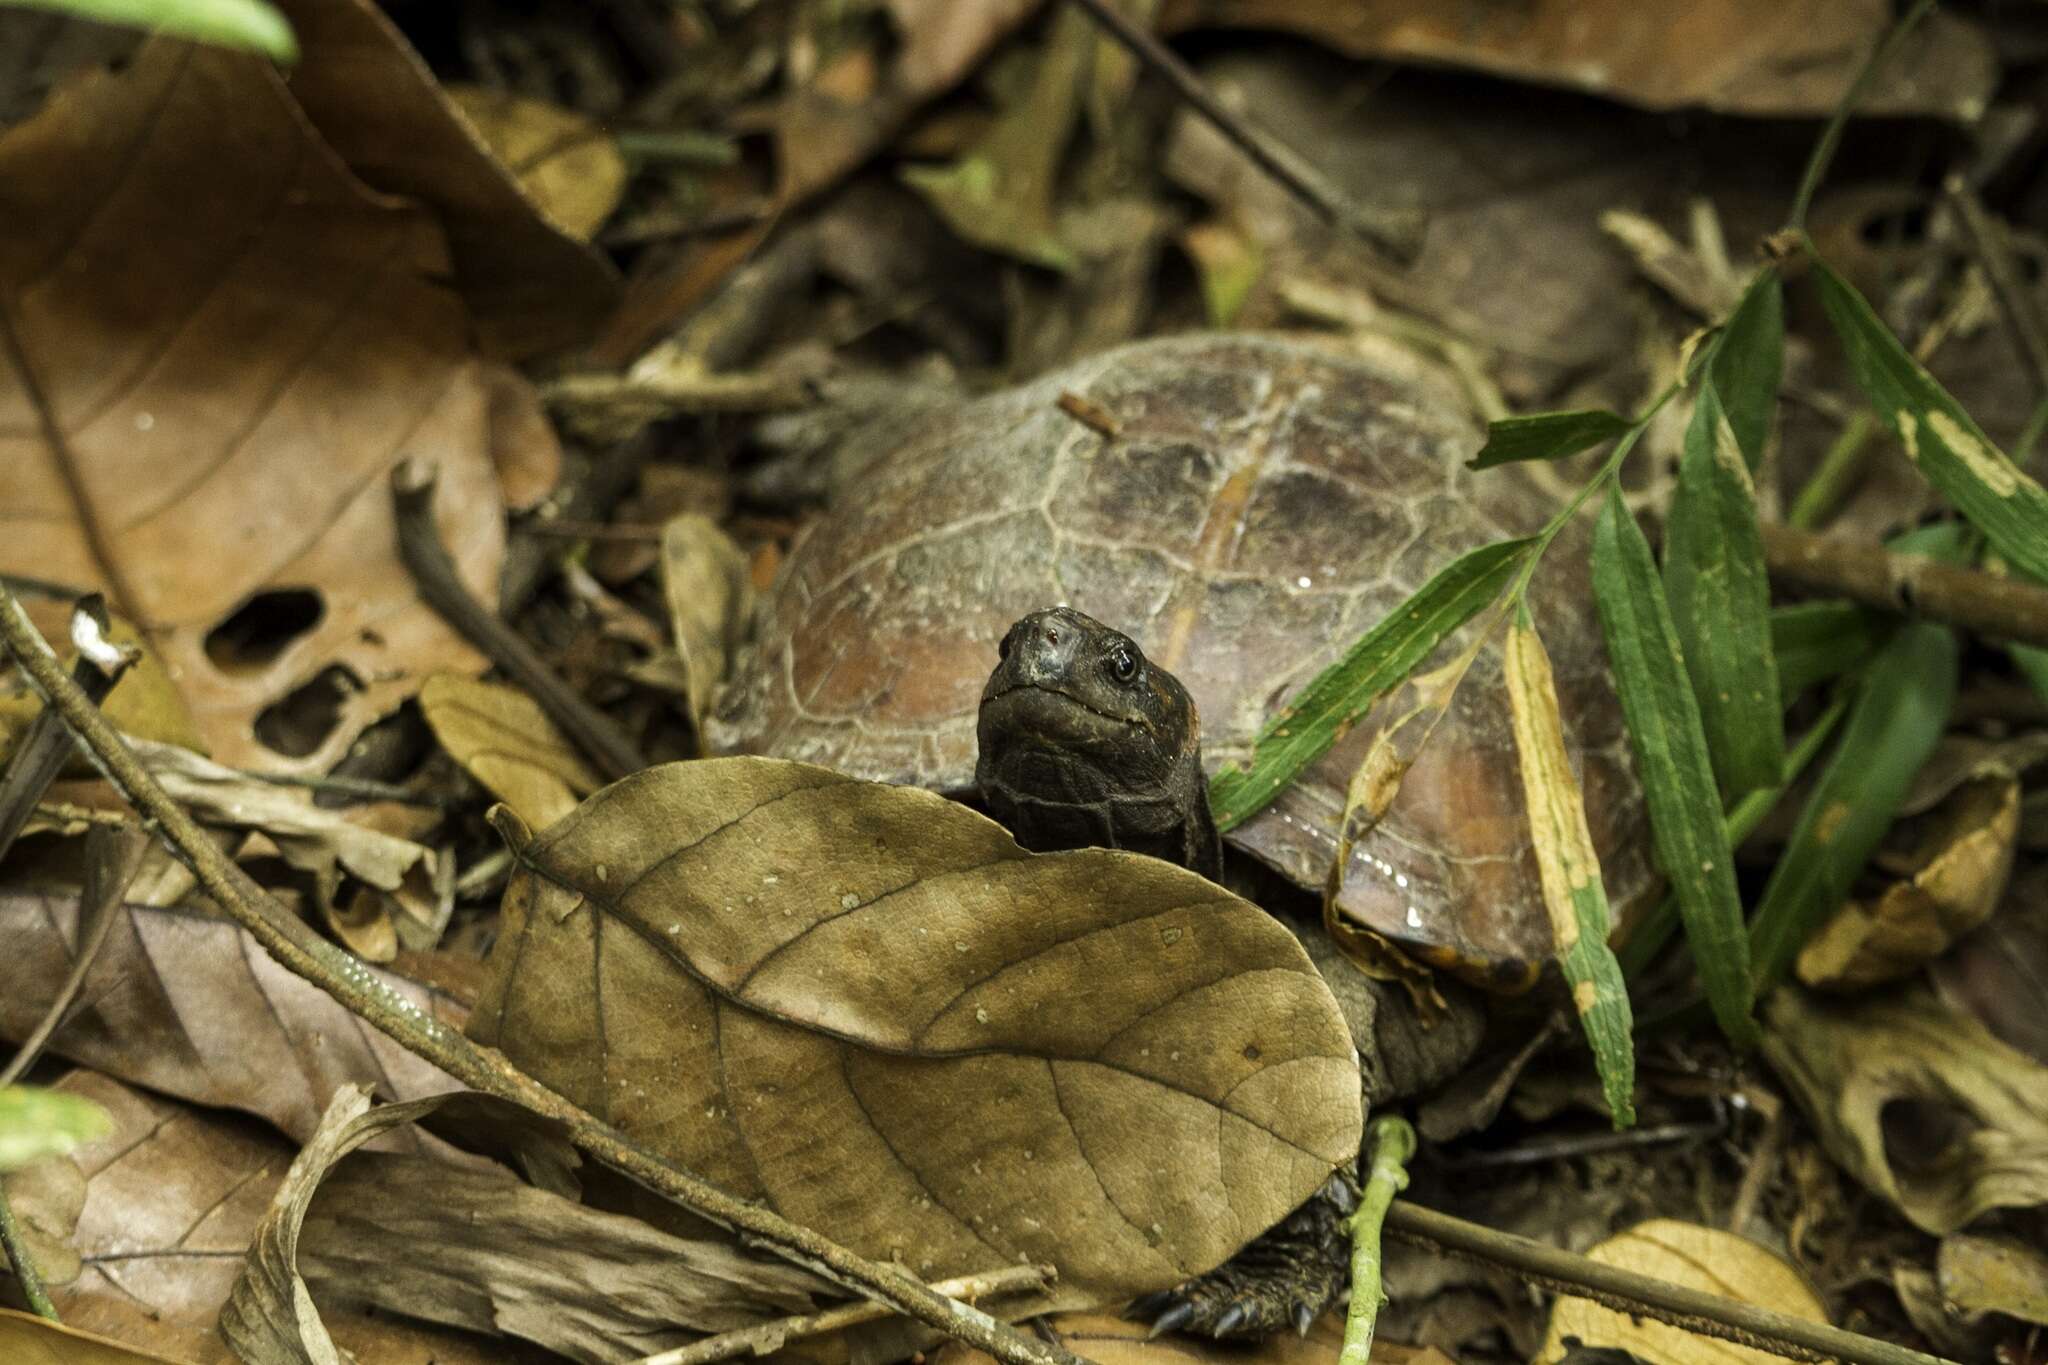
715,333,1655,989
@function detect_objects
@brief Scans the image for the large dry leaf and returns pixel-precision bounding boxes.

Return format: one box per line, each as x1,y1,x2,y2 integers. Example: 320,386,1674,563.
470,758,1361,1311
0,36,531,771
660,514,753,745
419,673,600,829
0,889,460,1141
1158,0,1994,118
271,0,619,358
223,1086,831,1365
1537,1220,1827,1365
1763,986,2048,1234
445,86,628,245
933,1310,1451,1365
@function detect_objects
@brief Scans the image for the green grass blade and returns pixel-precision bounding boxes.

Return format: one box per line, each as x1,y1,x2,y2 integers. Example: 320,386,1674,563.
5,0,297,58
1814,258,2048,583
1707,267,1784,470
1748,620,1958,991
1504,604,1634,1126
1209,538,1533,831
1593,488,1756,1045
1663,385,1784,796
1772,602,1890,700
1469,411,1631,470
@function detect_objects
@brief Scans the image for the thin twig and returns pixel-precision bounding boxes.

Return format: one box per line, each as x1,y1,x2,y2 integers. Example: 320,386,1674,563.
1945,180,2048,404
1786,0,1940,232
1386,1201,1958,1365
1785,411,1877,531
543,370,814,418
1062,0,1424,261
392,460,648,783
1761,521,2048,649
632,1264,1053,1365
236,769,461,810
0,823,147,1088
0,596,134,864
0,585,1086,1365
0,1183,53,1320
1340,1118,1414,1365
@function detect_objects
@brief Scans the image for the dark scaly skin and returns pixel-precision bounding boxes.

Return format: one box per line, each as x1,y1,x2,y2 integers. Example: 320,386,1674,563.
977,606,1359,1340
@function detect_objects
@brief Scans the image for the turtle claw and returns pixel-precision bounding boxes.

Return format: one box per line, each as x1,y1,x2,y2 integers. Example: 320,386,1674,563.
1294,1301,1318,1337
1211,1305,1249,1339
1145,1299,1197,1339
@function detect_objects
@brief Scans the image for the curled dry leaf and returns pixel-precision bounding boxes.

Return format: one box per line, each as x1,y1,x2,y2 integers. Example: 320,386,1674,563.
0,33,540,772
470,758,1361,1310
224,1085,832,1365
0,889,460,1142
445,85,629,245
1796,773,2019,992
271,0,619,358
1932,864,2048,1068
420,673,601,829
0,1311,189,1365
0,609,201,765
1762,985,2048,1234
1536,1219,1828,1365
932,1309,1451,1365
1939,1234,2048,1327
661,514,754,745
1158,0,1995,118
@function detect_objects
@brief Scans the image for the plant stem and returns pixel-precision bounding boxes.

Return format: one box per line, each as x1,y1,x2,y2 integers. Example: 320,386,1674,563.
1786,0,1940,233
1786,410,1877,531
0,586,1085,1365
1340,1117,1416,1365
0,1178,54,1320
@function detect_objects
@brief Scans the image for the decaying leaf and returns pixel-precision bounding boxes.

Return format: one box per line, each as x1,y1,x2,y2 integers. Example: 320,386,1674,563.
0,34,542,771
1503,611,1634,1127
0,607,201,765
0,889,460,1142
1537,1219,1828,1364
933,1309,1452,1365
271,0,619,358
660,514,754,746
1940,1234,2048,1328
1796,774,2019,992
1158,0,1994,118
1933,864,2048,1068
223,1085,832,1365
445,85,629,245
1762,985,2048,1234
471,757,1361,1311
0,1311,189,1365
420,674,601,829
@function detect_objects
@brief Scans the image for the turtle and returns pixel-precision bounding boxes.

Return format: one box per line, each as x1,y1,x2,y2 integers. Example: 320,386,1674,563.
716,331,1655,992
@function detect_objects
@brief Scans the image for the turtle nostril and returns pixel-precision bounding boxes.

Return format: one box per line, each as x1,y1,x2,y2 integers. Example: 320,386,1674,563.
1046,628,1059,644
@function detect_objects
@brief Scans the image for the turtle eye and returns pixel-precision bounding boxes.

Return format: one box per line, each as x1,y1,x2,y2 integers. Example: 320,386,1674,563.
1107,644,1139,683
997,631,1013,660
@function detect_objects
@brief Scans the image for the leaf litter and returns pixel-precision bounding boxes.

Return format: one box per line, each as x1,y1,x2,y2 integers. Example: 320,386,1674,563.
7,2,2048,1363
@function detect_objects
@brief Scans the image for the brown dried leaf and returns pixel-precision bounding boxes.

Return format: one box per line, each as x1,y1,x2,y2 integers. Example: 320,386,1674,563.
660,515,753,745
933,1310,1450,1365
272,0,619,358
1159,0,1994,118
1940,1234,2048,1328
1796,774,2019,992
420,674,600,829
224,1085,832,1365
0,37,529,771
0,1311,188,1365
470,758,1361,1310
1537,1220,1828,1364
1,609,201,764
1933,865,2048,1068
1762,985,2048,1234
445,86,628,245
0,890,460,1141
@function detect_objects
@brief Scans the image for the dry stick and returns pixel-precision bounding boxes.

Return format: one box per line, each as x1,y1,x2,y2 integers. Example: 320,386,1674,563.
1946,180,2048,401
1062,0,1424,262
632,1264,1054,1365
1386,1202,1956,1365
0,595,135,863
1761,521,2048,649
0,588,1087,1365
391,459,648,783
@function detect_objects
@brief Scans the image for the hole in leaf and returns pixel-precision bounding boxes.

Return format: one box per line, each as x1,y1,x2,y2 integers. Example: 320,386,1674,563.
205,589,325,673
254,664,362,759
1879,1096,1979,1174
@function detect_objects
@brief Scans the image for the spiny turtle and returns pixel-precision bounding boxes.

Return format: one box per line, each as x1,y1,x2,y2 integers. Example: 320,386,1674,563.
717,331,1655,992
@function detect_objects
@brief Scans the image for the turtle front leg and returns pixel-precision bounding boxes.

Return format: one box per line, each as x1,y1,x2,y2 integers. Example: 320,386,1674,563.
1127,1167,1360,1339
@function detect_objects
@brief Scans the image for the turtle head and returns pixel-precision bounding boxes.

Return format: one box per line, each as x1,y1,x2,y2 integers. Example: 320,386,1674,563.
976,606,1220,877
